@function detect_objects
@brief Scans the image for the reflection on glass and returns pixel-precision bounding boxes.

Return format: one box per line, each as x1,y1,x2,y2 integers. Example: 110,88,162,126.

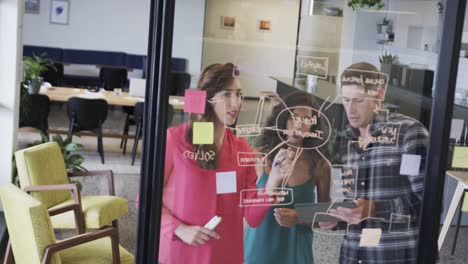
165,0,441,262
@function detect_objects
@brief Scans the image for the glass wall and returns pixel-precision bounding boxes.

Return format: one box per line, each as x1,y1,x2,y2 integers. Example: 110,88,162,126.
156,0,450,263
437,2,468,262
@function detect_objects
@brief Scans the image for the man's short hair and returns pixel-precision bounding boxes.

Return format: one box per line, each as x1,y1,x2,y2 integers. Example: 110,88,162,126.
341,62,386,94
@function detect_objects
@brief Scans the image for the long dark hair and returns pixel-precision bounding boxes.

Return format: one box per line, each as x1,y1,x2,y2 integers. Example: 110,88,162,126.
262,91,326,166
185,63,239,170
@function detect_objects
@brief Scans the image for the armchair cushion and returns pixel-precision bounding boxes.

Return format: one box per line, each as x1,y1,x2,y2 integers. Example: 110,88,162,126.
60,237,133,264
50,196,128,229
0,184,61,264
15,142,70,208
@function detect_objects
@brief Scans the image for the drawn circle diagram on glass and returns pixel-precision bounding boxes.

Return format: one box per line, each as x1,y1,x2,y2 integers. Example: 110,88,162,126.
275,106,331,149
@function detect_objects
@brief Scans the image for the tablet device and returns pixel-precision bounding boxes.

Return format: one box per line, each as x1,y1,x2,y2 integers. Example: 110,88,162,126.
295,201,356,223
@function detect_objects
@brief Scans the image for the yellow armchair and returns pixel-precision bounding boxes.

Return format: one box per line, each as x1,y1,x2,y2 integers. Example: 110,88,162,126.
0,184,134,264
15,142,128,233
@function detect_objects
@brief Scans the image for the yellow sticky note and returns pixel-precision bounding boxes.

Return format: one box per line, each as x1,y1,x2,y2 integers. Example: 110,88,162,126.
193,122,214,144
452,146,468,168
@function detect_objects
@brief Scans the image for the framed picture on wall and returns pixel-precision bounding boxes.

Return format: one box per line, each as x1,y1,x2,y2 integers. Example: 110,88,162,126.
25,0,40,14
220,16,236,30
50,0,70,25
257,19,272,32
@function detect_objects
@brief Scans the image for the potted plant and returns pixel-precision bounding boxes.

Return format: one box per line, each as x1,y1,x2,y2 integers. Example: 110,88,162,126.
347,0,385,11
23,53,55,94
381,17,391,34
379,51,398,77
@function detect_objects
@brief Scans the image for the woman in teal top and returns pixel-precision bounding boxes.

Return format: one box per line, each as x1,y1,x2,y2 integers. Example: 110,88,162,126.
244,92,331,264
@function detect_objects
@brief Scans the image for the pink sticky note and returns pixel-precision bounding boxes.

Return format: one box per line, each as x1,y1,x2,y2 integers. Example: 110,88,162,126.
184,89,207,114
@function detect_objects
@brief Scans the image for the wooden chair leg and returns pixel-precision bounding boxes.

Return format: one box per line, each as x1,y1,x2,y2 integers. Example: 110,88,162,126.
452,191,466,255
110,228,120,264
74,206,86,234
3,240,13,264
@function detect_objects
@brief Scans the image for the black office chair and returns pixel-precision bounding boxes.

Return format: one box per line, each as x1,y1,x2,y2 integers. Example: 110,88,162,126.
130,103,145,165
169,72,191,96
42,62,64,86
66,97,108,164
122,103,173,165
99,67,128,91
19,94,50,137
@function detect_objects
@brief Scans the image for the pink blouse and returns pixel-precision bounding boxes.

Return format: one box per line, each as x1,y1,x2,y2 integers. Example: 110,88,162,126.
158,123,269,264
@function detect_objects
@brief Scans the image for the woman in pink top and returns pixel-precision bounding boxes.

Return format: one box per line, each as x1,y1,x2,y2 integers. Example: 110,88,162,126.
159,63,292,264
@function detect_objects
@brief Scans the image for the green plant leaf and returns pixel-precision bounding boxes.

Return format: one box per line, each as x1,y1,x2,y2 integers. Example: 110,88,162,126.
52,134,64,145
347,0,384,11
75,165,88,172
27,139,44,147
67,154,85,166
64,143,82,152
23,52,56,83
39,131,49,143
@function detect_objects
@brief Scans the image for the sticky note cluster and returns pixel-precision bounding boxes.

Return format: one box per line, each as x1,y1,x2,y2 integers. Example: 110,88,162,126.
193,122,214,144
184,89,206,114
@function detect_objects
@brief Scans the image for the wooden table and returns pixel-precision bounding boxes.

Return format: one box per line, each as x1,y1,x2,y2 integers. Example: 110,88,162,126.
41,86,184,109
37,86,184,138
438,171,468,250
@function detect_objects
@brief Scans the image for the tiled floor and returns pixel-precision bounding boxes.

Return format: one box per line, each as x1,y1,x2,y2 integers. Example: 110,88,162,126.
15,102,468,262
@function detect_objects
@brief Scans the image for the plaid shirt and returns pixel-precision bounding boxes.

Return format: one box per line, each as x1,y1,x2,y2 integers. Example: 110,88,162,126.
339,112,428,264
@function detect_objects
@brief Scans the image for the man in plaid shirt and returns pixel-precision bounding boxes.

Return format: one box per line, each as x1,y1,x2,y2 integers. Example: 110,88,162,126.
328,62,429,263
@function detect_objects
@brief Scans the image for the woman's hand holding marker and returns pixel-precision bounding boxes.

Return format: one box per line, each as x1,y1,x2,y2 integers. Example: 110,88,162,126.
265,148,296,196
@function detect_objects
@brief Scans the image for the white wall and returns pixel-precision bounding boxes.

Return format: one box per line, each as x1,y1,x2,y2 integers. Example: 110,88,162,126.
23,0,150,54
173,0,206,80
338,6,357,76
0,0,23,203
343,0,468,96
297,14,344,79
388,0,440,52
22,0,206,80
202,0,300,97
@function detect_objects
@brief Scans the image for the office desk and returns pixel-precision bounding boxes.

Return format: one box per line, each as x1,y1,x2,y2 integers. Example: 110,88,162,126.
41,87,184,110
438,171,468,250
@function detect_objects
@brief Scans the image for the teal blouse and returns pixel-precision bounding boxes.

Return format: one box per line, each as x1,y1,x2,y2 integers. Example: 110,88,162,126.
244,172,315,264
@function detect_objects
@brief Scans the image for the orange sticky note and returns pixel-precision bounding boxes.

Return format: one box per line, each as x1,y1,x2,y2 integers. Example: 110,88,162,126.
193,122,214,144
184,89,207,114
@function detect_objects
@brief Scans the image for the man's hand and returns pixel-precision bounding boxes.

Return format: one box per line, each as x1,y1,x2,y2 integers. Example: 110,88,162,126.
174,224,220,246
274,208,298,227
329,198,375,223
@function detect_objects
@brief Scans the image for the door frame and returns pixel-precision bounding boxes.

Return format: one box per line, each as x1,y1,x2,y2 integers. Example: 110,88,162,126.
417,0,467,263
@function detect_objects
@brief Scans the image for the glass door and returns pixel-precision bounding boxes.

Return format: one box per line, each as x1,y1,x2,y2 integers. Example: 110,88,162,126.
137,0,467,263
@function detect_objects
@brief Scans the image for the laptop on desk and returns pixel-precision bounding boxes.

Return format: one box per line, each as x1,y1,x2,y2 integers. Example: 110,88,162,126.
129,78,146,98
